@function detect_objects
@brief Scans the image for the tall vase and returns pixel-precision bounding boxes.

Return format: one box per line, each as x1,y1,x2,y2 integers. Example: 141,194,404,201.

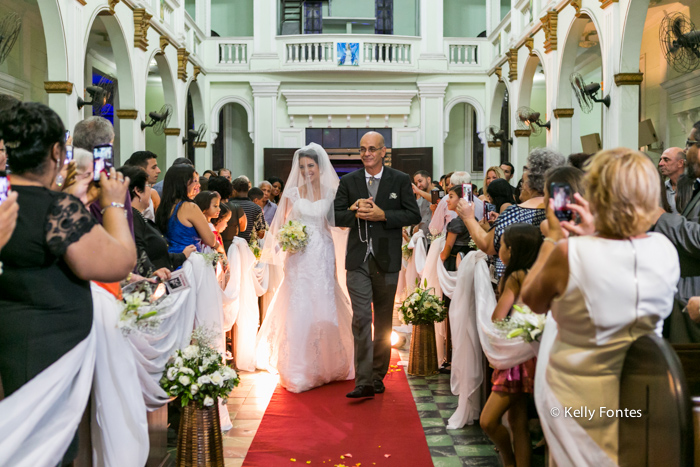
177,401,224,467
408,323,439,376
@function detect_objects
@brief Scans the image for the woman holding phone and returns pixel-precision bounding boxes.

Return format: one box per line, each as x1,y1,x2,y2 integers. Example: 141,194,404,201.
155,164,217,254
0,102,136,465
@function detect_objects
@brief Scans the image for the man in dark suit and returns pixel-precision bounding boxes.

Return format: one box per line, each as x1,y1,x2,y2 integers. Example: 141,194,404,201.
334,131,421,398
654,120,700,342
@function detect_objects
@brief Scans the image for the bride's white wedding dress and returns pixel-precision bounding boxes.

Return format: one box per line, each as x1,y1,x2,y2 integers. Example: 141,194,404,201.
255,186,354,393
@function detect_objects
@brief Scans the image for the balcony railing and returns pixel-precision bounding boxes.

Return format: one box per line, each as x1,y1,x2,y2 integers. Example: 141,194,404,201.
216,39,253,65
278,34,420,68
444,38,488,67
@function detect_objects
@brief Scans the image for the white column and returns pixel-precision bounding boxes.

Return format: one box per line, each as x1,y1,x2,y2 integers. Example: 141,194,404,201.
251,82,280,182
418,0,447,70
251,0,279,70
600,2,627,149
418,83,448,177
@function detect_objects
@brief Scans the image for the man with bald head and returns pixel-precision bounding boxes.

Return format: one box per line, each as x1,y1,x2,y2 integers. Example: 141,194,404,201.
658,147,686,213
335,131,421,398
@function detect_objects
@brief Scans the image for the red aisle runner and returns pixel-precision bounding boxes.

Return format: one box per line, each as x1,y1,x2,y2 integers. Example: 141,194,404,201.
242,350,433,466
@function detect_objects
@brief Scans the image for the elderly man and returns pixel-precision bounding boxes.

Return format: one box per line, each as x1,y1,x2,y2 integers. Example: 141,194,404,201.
654,121,700,342
259,180,278,225
658,147,686,213
428,171,483,236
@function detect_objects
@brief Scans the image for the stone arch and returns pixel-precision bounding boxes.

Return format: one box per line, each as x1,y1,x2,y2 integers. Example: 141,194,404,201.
556,11,605,110
210,95,254,144
490,79,510,127
186,79,206,127
518,53,546,109
619,0,651,73
443,96,486,173
37,0,68,82
83,9,136,111
145,50,180,127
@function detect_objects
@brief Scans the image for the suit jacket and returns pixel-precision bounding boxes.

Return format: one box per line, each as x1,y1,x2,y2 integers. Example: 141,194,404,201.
654,189,700,342
334,166,421,273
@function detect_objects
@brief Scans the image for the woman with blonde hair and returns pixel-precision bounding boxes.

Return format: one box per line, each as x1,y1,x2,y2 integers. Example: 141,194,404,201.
521,148,680,465
478,165,505,199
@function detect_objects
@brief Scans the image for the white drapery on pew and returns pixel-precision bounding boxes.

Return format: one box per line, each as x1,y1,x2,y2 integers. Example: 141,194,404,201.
421,236,448,366
404,230,428,293
225,237,268,372
0,284,150,467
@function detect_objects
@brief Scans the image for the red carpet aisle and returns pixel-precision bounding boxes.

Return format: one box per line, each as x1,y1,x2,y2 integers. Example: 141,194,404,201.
242,350,433,466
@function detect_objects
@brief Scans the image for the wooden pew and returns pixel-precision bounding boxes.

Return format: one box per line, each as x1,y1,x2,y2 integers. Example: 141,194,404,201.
618,334,693,466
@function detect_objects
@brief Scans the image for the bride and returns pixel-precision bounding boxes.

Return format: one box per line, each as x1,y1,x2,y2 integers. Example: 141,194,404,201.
255,143,354,393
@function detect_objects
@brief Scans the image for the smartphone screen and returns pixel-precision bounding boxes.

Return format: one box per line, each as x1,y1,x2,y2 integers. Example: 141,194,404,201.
462,183,473,203
93,144,114,181
551,182,573,221
431,188,440,204
64,145,73,165
0,174,10,205
65,130,70,142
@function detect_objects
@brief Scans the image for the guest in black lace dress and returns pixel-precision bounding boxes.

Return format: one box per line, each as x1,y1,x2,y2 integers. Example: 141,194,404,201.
0,103,135,464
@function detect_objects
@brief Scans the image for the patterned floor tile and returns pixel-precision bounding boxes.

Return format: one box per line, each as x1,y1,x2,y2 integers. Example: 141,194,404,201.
432,456,463,467
454,445,497,457
426,434,455,446
429,445,458,457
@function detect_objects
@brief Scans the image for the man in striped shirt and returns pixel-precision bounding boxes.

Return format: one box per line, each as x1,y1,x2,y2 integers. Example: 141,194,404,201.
232,176,266,242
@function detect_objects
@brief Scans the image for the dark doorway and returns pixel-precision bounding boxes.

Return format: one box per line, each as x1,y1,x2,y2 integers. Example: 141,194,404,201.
185,91,195,164
500,90,510,164
391,148,433,178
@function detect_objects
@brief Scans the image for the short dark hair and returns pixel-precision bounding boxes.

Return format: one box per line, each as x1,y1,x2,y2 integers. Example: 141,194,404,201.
567,153,593,171
232,176,250,193
73,116,114,151
125,150,158,169
248,187,264,201
194,190,220,212
0,102,65,175
0,94,20,113
207,176,233,200
218,168,231,176
500,161,514,172
692,120,700,135
172,157,194,167
199,176,209,191
118,165,148,200
203,169,216,177
413,170,431,180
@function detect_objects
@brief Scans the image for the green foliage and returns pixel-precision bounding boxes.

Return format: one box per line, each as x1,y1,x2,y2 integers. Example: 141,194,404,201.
399,279,447,325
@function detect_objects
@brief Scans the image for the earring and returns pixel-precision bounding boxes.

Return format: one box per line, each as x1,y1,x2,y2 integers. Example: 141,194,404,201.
55,159,64,187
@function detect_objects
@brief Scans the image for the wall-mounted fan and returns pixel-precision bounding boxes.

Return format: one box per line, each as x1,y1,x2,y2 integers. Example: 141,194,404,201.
486,125,512,145
570,72,610,113
77,75,116,116
141,104,172,135
516,106,550,135
182,124,207,145
660,12,700,73
0,13,21,65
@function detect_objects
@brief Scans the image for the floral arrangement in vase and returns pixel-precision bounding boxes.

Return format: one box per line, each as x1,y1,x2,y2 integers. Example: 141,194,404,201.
400,279,447,325
160,327,240,407
277,220,308,254
494,304,546,342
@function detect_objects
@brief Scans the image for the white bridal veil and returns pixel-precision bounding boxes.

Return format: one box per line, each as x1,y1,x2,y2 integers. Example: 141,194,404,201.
261,143,339,264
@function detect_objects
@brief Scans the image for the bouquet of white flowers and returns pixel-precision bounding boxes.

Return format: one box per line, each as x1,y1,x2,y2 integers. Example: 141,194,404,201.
399,279,447,325
160,327,240,408
277,220,309,254
118,281,166,335
197,251,226,269
493,304,546,343
402,243,413,261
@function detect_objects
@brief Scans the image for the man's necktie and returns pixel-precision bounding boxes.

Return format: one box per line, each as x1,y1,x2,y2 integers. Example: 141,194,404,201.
367,176,379,199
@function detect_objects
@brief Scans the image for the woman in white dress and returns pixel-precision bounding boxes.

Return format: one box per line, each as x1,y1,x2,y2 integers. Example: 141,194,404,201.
256,143,354,393
521,148,680,465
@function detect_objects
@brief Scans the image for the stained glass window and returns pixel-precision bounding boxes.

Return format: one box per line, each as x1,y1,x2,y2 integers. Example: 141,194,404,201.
375,0,393,35
304,1,322,34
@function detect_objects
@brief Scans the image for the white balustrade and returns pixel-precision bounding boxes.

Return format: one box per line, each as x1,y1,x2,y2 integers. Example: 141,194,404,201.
219,43,249,65
284,42,334,64
448,43,479,65
363,42,411,65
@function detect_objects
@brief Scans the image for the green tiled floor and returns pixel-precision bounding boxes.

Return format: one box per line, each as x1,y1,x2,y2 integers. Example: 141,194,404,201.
399,349,544,467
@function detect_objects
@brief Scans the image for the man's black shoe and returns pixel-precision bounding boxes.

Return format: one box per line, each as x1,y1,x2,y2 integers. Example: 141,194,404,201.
373,380,385,394
346,385,374,398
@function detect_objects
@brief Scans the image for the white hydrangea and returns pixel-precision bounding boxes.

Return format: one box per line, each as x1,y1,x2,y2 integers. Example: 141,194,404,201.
182,345,200,360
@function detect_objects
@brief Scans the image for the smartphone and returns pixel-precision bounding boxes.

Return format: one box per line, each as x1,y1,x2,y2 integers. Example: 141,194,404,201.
64,145,73,165
0,173,9,205
462,183,473,203
550,182,573,221
484,203,494,216
431,187,440,204
93,144,114,181
65,130,70,142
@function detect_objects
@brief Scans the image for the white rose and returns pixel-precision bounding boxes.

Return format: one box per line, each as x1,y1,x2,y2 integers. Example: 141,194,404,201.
178,375,191,386
222,367,237,380
197,375,212,385
203,396,215,407
167,367,178,381
181,367,195,375
174,356,184,367
190,384,199,395
210,371,224,386
182,345,200,360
